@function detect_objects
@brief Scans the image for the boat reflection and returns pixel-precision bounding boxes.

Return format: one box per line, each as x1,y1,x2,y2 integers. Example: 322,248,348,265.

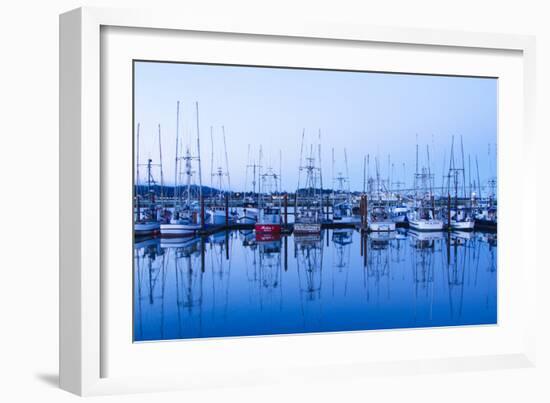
134,228,497,341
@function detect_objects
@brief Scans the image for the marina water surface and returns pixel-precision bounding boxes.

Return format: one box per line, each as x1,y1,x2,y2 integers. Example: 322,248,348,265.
134,229,497,341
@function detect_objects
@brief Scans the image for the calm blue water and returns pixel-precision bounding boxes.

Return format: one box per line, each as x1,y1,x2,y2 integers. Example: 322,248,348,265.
133,229,497,341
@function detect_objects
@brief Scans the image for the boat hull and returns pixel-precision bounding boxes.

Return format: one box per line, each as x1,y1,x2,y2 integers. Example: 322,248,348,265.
209,210,237,225
409,219,444,231
475,219,497,231
333,216,361,224
368,221,396,232
160,223,201,237
134,222,160,235
294,222,322,234
450,220,475,231
254,223,281,235
239,208,259,224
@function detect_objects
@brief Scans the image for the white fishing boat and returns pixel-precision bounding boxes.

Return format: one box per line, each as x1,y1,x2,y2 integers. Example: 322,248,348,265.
240,207,259,224
368,206,396,232
364,155,397,232
208,207,238,225
160,220,201,236
135,221,160,235
160,101,205,237
134,123,164,236
330,149,360,225
390,206,409,224
408,216,444,231
450,218,475,230
443,135,476,231
409,141,444,231
294,130,323,235
254,154,283,236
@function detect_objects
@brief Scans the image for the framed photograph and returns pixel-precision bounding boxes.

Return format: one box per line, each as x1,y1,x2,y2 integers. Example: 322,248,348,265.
60,7,537,396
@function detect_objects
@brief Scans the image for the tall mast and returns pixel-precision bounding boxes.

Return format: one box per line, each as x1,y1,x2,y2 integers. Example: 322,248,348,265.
318,129,323,213
344,148,351,204
258,146,263,209
362,155,366,194
426,144,433,197
460,135,466,198
297,128,305,191
279,149,283,193
331,147,335,198
174,101,180,210
468,154,472,200
195,102,203,208
244,144,250,202
222,125,230,191
136,123,141,221
210,126,214,191
158,124,164,209
476,156,482,199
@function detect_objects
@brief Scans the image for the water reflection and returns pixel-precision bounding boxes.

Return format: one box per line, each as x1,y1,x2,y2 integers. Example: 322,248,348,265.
134,229,497,341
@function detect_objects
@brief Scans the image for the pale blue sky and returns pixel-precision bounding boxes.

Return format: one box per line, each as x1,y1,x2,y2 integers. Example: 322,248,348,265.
134,61,497,192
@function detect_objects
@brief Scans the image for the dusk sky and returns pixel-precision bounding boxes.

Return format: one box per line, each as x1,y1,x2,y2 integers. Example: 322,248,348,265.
134,61,497,193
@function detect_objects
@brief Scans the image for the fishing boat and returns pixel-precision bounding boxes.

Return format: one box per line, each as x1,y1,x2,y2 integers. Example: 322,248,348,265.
294,131,323,234
449,206,475,230
254,149,283,236
408,209,444,231
367,156,396,232
238,146,262,224
409,142,444,231
475,205,497,230
390,205,409,225
368,205,396,232
331,149,361,225
160,101,205,237
443,136,475,231
207,126,238,225
134,123,163,236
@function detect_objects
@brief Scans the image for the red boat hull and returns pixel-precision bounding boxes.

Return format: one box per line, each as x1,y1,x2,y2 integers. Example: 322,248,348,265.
254,223,281,235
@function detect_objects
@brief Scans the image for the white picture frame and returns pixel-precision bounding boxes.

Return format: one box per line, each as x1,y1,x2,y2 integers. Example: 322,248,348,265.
59,6,537,396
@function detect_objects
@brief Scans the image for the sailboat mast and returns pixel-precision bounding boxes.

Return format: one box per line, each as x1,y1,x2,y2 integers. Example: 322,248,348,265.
136,123,141,222
222,125,230,191
195,102,203,208
158,124,164,208
362,155,366,194
258,146,263,209
344,148,351,204
318,129,323,214
174,101,180,211
210,126,214,192
460,135,466,198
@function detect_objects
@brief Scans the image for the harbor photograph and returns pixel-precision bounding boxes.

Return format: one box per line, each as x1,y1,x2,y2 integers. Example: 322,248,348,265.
133,61,497,341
